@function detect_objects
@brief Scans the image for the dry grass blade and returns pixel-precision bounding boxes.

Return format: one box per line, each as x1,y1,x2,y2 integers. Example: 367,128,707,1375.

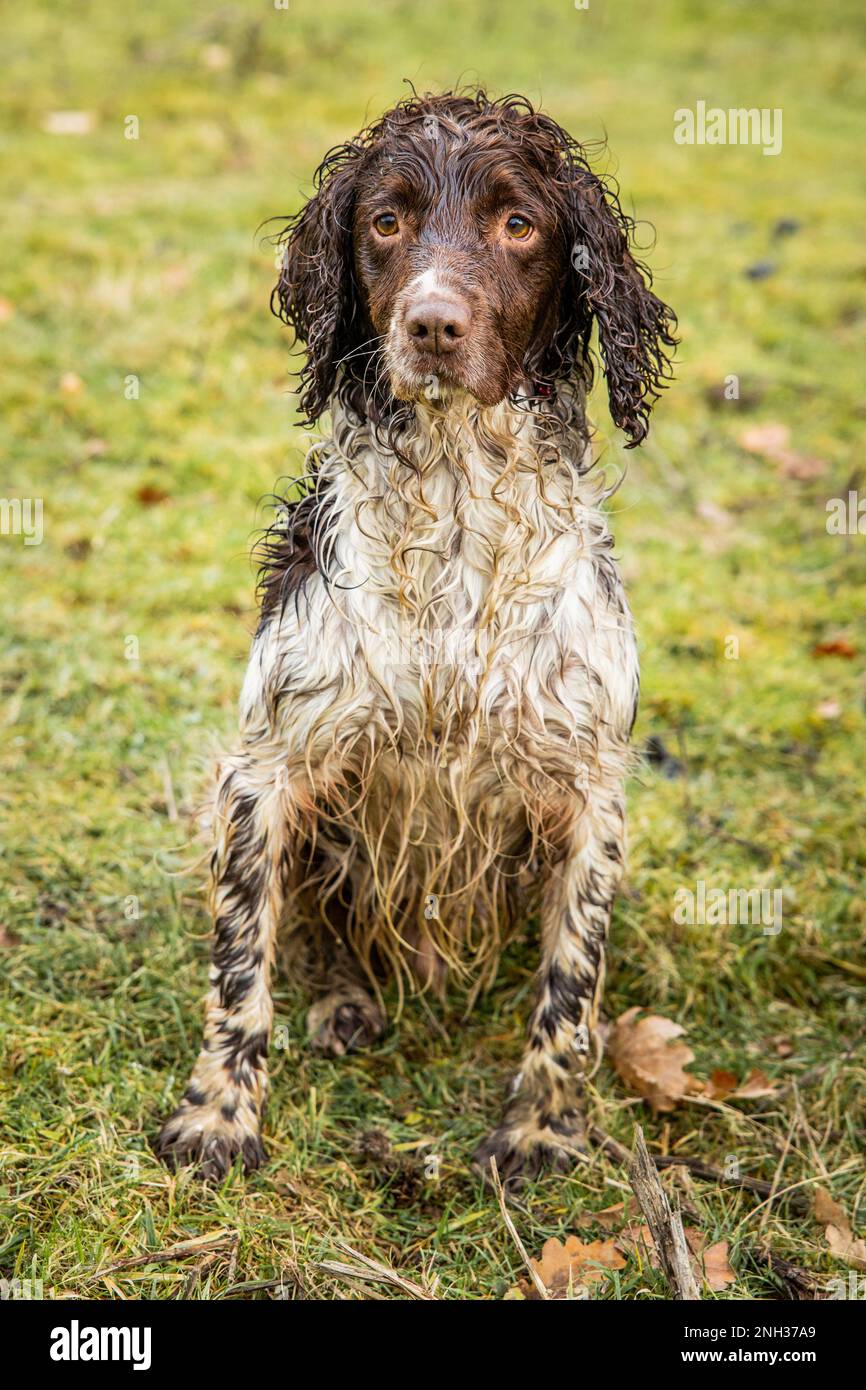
314,1237,437,1300
488,1156,550,1299
629,1126,701,1300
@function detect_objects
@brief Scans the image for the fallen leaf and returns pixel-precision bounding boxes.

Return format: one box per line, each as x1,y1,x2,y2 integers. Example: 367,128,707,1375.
813,639,857,659
706,1068,738,1099
737,422,827,479
825,1224,866,1270
702,1240,736,1292
576,1198,640,1230
619,1222,734,1291
706,1066,777,1101
608,1008,704,1112
729,1068,778,1100
814,1186,848,1229
739,422,791,457
135,484,170,507
777,452,827,480
531,1235,625,1295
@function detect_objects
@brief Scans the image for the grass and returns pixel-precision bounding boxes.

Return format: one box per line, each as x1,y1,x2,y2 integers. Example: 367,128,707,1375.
1,0,864,1300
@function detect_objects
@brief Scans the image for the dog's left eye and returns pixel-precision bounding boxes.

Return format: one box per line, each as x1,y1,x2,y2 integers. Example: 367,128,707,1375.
505,214,533,240
373,212,399,237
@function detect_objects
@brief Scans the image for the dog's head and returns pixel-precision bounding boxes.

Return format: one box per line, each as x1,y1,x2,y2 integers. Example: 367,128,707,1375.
273,90,676,445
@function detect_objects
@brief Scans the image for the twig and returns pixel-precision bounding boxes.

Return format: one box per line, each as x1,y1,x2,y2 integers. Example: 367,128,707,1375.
488,1156,549,1300
629,1126,701,1300
87,1230,235,1282
181,1249,223,1298
589,1123,814,1215
753,1245,824,1302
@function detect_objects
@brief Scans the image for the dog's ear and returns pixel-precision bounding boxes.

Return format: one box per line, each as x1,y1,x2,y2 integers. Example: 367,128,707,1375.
558,167,677,446
271,148,363,423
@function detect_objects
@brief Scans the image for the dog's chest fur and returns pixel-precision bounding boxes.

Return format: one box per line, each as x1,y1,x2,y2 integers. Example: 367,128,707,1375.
242,397,638,973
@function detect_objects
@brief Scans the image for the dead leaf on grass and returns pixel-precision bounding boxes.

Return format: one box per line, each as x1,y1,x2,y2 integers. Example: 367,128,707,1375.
825,1225,866,1270
608,1008,705,1112
814,1186,847,1228
706,1068,738,1099
813,1187,866,1269
702,1240,736,1292
576,1198,640,1230
728,1068,779,1100
813,639,857,659
529,1235,625,1297
738,422,827,479
619,1222,734,1291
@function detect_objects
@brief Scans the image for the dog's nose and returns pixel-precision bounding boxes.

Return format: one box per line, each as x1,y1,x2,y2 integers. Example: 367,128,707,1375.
404,294,471,356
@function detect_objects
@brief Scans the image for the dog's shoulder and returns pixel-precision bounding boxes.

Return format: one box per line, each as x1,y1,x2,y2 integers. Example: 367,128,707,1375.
254,484,334,633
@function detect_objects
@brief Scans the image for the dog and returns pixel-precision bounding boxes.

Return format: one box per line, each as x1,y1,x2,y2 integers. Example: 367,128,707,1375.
155,90,676,1184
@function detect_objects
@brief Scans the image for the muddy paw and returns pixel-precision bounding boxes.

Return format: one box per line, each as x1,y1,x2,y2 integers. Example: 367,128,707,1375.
153,1105,266,1181
473,1113,586,1187
307,986,386,1057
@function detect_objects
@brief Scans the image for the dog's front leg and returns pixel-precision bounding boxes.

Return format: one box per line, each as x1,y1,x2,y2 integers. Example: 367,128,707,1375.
155,753,293,1180
475,784,625,1183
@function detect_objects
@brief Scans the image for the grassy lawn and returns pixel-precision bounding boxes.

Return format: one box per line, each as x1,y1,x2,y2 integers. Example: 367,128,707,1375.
1,0,864,1299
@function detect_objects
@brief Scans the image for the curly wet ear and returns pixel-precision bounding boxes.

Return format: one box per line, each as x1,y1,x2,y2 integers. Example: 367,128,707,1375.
566,169,677,446
271,149,362,423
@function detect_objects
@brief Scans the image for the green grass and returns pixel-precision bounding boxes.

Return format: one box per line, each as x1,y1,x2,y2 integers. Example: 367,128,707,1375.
1,0,864,1300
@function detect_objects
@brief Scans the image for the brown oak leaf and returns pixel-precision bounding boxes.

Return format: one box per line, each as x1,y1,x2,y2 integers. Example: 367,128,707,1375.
619,1223,734,1291
608,1008,705,1112
530,1235,625,1296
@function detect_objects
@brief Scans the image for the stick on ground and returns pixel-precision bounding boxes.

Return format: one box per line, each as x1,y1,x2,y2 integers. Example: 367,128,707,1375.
629,1125,701,1300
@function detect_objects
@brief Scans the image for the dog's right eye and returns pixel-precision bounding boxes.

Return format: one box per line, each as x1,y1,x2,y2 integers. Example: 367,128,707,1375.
373,213,399,237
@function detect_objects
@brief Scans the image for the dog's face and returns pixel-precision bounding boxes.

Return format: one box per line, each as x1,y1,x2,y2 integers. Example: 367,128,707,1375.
273,92,676,445
351,140,565,407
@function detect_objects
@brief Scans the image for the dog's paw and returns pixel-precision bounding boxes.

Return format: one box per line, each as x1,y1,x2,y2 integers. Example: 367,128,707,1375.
472,1113,586,1187
153,1105,266,1182
307,986,386,1057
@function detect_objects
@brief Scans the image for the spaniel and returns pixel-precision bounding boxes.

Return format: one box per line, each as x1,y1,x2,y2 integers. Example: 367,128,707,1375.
155,90,676,1183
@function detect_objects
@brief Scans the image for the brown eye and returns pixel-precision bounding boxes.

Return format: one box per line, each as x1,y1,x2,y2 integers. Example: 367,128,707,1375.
373,212,399,237
505,214,533,240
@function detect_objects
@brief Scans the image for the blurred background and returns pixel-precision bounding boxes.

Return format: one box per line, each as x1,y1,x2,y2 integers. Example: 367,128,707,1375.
1,0,864,1299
